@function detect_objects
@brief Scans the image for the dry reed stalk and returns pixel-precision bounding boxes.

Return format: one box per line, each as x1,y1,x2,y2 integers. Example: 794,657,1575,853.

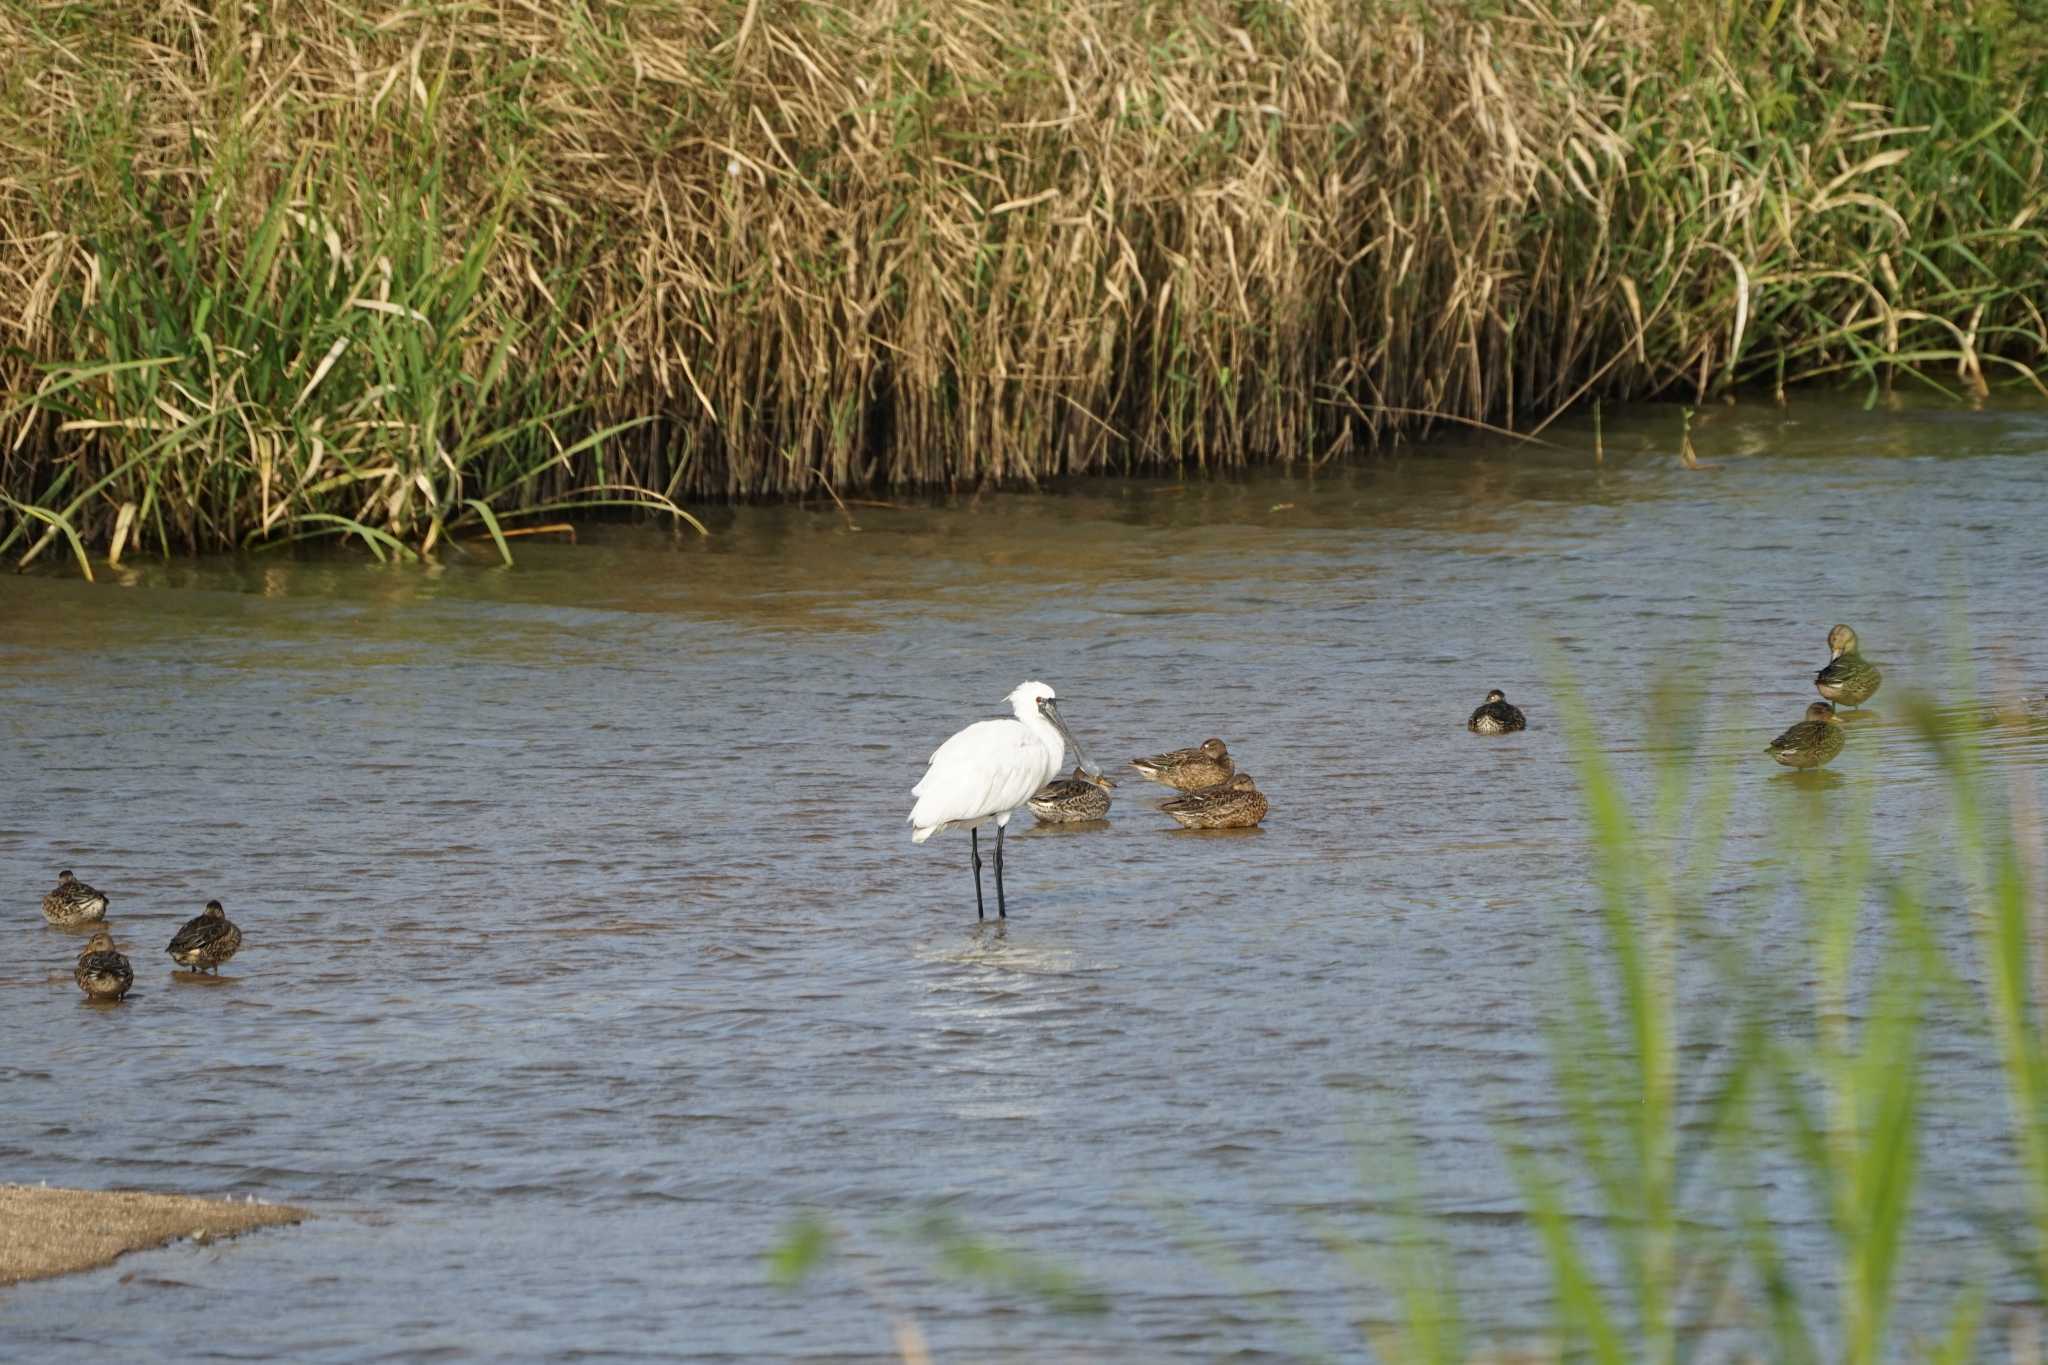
1,0,2044,561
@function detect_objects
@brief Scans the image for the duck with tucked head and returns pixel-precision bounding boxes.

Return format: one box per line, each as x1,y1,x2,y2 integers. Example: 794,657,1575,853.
42,870,110,928
1814,624,1882,708
167,900,243,974
1131,738,1233,791
1028,767,1115,823
75,930,134,1002
1766,701,1846,769
1467,690,1527,734
1161,771,1269,829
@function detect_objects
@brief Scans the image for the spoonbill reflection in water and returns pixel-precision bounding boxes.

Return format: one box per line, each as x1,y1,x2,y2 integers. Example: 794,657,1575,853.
909,681,1098,918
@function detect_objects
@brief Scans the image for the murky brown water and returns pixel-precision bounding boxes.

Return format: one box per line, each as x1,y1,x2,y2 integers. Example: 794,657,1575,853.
4,395,2048,1360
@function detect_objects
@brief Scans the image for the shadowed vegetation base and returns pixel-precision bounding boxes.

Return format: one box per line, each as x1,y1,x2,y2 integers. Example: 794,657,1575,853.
2,0,2045,564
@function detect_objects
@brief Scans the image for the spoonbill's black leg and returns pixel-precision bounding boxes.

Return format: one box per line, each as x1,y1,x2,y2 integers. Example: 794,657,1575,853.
994,822,1007,918
971,828,986,920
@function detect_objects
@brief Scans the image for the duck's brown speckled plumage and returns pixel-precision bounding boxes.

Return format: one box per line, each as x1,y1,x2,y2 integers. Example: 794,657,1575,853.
75,930,134,1002
41,870,109,927
1814,624,1882,707
1028,767,1115,823
167,900,242,974
1467,690,1527,734
1161,771,1269,829
1766,701,1846,769
1131,737,1233,791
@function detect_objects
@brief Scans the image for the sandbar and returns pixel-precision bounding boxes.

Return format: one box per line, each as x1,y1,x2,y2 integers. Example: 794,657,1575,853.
0,1184,305,1286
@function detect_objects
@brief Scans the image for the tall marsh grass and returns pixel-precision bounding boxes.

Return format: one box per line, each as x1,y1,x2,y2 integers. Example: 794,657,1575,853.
4,0,2047,565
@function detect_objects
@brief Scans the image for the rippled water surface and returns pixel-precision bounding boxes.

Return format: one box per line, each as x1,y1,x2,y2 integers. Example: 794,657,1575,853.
5,397,2048,1360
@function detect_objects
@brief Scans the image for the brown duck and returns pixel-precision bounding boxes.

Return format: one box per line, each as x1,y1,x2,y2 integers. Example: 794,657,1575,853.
1766,701,1846,769
1028,768,1115,823
1130,738,1233,791
1161,771,1269,829
75,930,134,1002
167,900,243,974
1813,624,1882,708
42,870,110,927
1467,690,1527,734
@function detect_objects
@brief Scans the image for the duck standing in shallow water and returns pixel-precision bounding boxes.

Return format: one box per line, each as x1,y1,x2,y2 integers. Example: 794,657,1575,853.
167,900,243,974
1467,690,1527,734
1162,772,1269,829
1814,624,1882,708
1028,768,1115,823
1766,701,1846,769
75,930,134,1002
1131,738,1233,791
41,870,110,927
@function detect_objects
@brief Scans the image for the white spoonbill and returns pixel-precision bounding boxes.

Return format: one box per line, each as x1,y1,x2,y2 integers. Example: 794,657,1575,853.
909,680,1099,918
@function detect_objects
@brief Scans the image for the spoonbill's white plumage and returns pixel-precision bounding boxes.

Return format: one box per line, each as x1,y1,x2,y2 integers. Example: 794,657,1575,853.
909,680,1098,918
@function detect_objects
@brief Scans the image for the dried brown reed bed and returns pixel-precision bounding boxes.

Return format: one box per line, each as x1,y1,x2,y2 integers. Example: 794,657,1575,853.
1,0,2044,561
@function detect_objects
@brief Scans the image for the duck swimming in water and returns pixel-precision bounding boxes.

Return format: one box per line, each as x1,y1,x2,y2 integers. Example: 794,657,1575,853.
1467,690,1527,734
1161,771,1269,829
167,900,243,974
1130,738,1233,791
75,930,134,1002
1766,701,1846,769
41,870,110,927
1028,768,1115,823
1814,624,1882,708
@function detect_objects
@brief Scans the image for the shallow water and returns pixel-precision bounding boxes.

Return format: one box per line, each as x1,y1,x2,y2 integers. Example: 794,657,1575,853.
4,395,2048,1360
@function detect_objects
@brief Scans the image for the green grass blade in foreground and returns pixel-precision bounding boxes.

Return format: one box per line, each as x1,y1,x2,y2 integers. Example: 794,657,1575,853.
1736,1183,1822,1365
765,1208,1108,1340
0,493,94,581
1298,1127,1472,1365
1751,870,1927,1363
0,466,73,561
909,1210,1108,1317
479,489,708,536
1927,1284,1988,1365
764,1215,835,1287
461,499,515,567
281,514,419,563
1533,666,1708,1365
1817,880,1927,1365
1907,683,2048,1300
1505,1145,1627,1365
